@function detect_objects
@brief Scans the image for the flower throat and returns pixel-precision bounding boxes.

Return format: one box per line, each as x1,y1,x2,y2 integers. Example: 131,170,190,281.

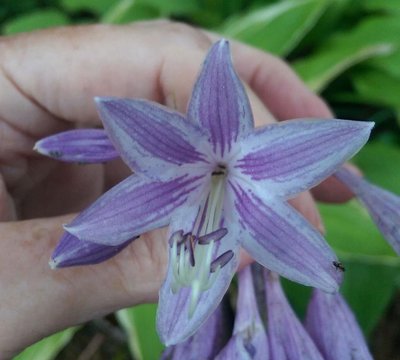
169,164,233,317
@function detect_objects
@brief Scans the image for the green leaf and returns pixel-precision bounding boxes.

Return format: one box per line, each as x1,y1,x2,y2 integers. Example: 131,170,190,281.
116,304,164,360
363,0,400,13
220,0,328,56
353,142,400,193
294,16,400,92
3,9,70,35
61,0,115,15
14,327,79,360
368,49,400,78
101,0,158,24
352,69,400,125
141,0,199,15
319,200,395,257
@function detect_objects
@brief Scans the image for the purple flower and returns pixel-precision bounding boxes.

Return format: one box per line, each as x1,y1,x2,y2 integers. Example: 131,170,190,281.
37,40,373,344
216,266,269,360
305,289,373,360
162,298,233,360
34,129,118,163
49,232,138,268
335,167,400,255
264,271,324,359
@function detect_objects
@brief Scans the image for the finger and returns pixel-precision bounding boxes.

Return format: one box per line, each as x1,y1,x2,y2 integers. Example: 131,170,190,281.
0,215,167,356
0,175,17,221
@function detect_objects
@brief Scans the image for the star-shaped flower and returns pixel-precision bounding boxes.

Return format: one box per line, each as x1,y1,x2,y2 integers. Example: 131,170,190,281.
37,40,373,345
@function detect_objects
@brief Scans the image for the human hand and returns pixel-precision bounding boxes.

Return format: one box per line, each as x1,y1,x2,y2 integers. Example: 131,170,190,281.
0,20,352,358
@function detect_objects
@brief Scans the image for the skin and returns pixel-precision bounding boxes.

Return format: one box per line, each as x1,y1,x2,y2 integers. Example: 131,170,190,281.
0,20,355,358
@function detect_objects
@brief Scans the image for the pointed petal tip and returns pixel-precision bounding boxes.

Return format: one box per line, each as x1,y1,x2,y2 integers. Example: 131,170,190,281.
33,141,41,153
48,258,58,270
93,96,106,105
94,96,116,108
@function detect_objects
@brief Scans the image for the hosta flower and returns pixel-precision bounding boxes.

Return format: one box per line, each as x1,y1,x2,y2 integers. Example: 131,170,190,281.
264,271,324,359
49,232,138,268
216,266,269,360
37,40,373,344
35,129,118,163
162,298,233,360
335,167,400,255
305,289,373,360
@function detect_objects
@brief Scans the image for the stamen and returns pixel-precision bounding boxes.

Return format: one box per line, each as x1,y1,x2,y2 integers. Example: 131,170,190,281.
169,164,230,317
210,250,234,272
211,163,227,176
168,230,184,247
187,234,196,266
198,228,228,245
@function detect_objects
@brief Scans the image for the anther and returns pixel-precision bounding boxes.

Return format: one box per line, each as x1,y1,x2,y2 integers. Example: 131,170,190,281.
168,230,184,247
210,250,234,272
198,228,228,245
211,163,227,176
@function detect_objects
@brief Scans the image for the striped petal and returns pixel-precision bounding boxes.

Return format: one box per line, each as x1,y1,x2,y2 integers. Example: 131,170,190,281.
161,299,233,360
96,97,210,180
65,174,206,245
187,40,253,159
264,271,324,360
305,290,373,360
230,181,342,292
335,167,400,255
157,220,239,345
34,129,118,163
235,119,374,199
216,266,269,360
50,232,137,268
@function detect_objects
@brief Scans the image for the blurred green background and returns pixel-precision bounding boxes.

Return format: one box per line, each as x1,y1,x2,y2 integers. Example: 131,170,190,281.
2,0,400,359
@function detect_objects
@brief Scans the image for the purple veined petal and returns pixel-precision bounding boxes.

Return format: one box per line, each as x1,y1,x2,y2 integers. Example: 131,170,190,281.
187,40,254,159
305,289,373,360
65,174,206,245
230,181,343,292
157,220,239,346
335,167,400,255
34,129,119,163
264,271,324,360
216,266,269,360
234,119,374,199
96,97,211,180
161,298,233,360
49,231,137,268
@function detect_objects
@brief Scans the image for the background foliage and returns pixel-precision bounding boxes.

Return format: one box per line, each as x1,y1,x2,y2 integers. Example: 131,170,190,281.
2,0,399,359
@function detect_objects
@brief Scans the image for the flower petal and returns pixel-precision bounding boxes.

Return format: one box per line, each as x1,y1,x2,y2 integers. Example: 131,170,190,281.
335,167,400,255
157,223,239,345
230,181,342,292
34,129,119,163
216,266,269,360
65,174,206,245
187,40,254,158
264,271,324,360
96,97,210,179
49,231,137,268
305,290,373,360
161,299,233,360
235,119,374,198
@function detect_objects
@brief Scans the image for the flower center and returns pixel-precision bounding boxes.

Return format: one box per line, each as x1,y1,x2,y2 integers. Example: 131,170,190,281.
169,163,233,317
